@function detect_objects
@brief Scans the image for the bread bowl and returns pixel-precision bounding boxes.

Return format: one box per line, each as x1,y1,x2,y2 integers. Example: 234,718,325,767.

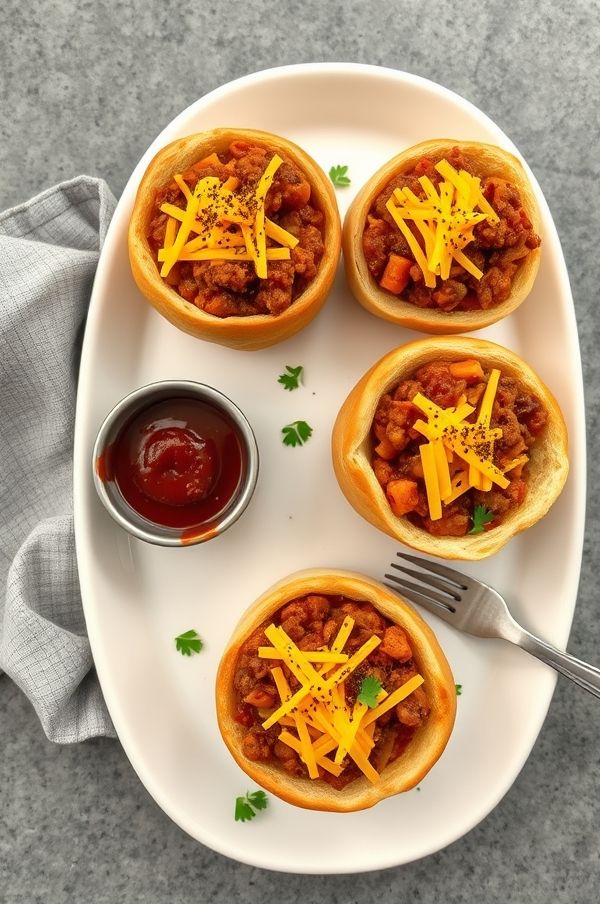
331,337,569,560
343,139,541,333
216,569,456,812
128,128,341,350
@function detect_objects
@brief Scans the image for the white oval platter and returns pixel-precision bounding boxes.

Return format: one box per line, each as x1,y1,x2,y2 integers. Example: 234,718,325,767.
73,63,585,873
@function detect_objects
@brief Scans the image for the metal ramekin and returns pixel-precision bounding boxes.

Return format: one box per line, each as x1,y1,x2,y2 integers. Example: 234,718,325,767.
92,381,259,546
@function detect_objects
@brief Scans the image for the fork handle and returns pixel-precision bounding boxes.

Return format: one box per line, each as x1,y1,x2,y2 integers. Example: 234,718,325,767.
518,630,600,698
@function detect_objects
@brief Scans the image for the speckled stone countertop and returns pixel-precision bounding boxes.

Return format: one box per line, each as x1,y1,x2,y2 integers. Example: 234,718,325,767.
1,1,599,901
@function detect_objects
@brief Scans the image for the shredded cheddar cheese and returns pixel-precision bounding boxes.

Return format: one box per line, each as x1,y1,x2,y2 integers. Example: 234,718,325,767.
255,617,424,784
158,154,297,280
408,366,529,520
385,158,500,288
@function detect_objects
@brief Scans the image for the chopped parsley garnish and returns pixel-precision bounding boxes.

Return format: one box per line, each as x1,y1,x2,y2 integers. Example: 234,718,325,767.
455,684,463,696
282,420,313,448
234,789,268,822
329,164,351,187
357,675,383,708
278,364,304,391
469,504,494,534
174,629,203,656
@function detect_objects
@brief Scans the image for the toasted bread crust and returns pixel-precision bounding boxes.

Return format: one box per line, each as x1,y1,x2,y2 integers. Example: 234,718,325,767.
128,129,341,350
215,569,456,812
331,337,569,560
342,139,541,333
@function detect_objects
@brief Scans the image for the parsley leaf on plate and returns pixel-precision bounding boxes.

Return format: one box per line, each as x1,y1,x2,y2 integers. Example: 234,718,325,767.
235,790,269,822
282,420,313,448
234,797,255,822
175,629,203,656
455,684,463,696
469,504,494,534
357,675,383,708
278,364,304,391
329,164,351,187
247,789,268,811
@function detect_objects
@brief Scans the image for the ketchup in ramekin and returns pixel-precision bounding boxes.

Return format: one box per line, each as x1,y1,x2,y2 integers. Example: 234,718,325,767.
93,382,258,546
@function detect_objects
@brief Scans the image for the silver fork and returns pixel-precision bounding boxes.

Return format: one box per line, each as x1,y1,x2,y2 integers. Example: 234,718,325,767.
384,552,600,698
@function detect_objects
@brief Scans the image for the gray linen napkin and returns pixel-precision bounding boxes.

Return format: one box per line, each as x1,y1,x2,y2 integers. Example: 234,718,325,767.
0,176,118,742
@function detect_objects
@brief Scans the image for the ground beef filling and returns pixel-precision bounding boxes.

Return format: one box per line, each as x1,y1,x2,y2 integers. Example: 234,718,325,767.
362,147,541,312
147,140,325,318
233,594,429,789
371,360,548,536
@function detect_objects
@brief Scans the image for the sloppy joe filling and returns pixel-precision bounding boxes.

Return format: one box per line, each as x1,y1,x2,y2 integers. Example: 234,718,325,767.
371,359,548,537
362,147,541,312
233,594,429,789
147,140,325,318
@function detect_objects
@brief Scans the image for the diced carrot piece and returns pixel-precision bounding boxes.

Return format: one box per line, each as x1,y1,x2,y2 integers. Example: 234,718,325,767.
243,688,276,708
380,625,412,660
374,438,397,461
385,479,419,517
379,254,412,294
449,359,485,383
193,152,221,171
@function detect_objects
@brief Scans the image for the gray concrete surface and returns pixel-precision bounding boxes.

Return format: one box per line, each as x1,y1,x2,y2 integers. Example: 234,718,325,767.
1,0,599,901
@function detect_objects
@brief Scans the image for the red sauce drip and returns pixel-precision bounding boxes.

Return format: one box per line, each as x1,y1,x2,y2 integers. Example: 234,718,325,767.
96,442,115,482
180,524,219,546
107,398,245,530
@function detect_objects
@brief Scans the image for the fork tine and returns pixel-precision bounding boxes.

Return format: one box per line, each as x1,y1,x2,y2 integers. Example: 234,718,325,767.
383,578,455,618
395,552,471,590
389,562,461,601
384,573,456,612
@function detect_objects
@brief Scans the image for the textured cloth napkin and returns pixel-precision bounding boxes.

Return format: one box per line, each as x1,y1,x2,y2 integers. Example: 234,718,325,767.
0,177,118,742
